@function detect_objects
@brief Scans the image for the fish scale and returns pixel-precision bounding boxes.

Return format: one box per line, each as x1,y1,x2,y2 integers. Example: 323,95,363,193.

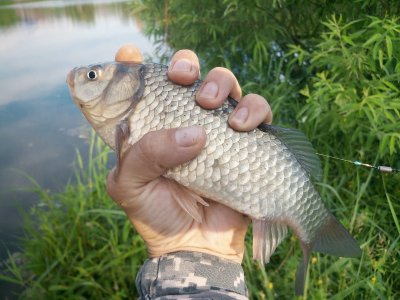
67,61,361,295
136,63,327,238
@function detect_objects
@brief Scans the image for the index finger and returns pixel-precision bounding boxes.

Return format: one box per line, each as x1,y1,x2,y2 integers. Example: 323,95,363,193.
115,43,143,63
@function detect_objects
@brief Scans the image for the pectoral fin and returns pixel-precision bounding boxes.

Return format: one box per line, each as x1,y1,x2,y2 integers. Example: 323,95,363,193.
167,180,209,223
114,119,130,180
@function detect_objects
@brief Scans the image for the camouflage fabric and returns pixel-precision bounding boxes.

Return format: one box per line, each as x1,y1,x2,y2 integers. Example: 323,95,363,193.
136,251,248,299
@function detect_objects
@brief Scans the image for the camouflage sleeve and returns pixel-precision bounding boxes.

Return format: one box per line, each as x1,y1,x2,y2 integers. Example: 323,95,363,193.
135,251,249,300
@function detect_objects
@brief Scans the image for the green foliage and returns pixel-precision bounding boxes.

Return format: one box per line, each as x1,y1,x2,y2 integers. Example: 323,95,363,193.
0,134,147,299
130,1,400,299
293,16,400,158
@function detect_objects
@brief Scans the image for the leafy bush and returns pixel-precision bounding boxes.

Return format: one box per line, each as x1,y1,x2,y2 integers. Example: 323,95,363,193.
293,16,400,158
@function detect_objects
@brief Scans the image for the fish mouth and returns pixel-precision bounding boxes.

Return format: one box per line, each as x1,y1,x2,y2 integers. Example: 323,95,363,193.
66,68,76,90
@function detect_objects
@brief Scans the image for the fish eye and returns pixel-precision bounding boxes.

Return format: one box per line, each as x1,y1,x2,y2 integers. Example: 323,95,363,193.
87,70,98,80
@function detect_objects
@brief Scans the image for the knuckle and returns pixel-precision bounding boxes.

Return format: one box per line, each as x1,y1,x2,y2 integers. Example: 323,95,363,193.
258,98,270,111
244,94,269,109
235,93,272,126
206,67,241,99
175,49,195,56
209,67,234,78
172,49,199,64
135,131,167,169
106,171,118,197
137,132,155,160
106,170,129,205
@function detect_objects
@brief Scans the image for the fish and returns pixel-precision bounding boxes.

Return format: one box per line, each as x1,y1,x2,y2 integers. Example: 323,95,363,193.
67,61,361,295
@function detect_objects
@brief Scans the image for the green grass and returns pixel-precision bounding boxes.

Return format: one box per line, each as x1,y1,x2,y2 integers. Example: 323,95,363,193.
242,169,400,299
0,133,147,299
1,133,399,299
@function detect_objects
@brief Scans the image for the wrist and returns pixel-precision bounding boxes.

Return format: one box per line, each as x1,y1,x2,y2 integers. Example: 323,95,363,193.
148,246,244,264
144,228,245,264
136,251,248,299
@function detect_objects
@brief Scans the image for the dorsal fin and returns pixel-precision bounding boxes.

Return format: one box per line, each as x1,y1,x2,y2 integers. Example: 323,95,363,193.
259,124,322,181
227,97,322,181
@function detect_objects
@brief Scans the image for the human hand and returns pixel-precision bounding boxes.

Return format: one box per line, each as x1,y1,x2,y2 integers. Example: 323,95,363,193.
107,44,273,263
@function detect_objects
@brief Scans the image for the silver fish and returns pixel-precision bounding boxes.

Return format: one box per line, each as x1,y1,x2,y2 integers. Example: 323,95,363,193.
67,62,361,295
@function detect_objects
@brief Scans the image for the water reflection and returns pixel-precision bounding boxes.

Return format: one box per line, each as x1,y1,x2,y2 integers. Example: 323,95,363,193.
0,1,150,106
0,0,154,288
0,0,135,28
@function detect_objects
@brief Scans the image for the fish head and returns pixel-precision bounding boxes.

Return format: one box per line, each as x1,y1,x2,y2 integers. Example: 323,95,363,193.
66,62,145,148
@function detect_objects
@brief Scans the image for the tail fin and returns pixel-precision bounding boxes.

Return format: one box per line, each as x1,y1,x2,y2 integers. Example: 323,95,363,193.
295,213,361,295
313,213,361,258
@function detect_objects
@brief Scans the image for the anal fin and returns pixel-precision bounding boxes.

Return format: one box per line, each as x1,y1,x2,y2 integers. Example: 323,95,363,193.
167,180,209,223
252,219,288,265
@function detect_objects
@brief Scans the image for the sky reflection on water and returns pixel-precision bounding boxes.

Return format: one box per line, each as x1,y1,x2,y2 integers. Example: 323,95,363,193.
2,0,130,9
0,0,152,106
0,0,155,268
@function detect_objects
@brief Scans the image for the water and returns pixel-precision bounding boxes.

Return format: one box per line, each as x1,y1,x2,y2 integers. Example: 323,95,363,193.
0,0,154,296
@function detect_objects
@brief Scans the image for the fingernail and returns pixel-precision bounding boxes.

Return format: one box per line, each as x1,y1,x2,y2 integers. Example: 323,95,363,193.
199,81,218,99
170,59,192,73
175,126,201,147
231,107,249,124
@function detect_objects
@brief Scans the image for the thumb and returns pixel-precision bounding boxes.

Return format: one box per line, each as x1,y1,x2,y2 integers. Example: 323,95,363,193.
110,126,206,187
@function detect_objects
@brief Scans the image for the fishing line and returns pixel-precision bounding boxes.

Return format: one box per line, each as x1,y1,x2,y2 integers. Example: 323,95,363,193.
315,153,400,174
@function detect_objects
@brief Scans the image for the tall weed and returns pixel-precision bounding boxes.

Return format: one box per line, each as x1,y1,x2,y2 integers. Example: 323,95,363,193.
0,134,147,299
